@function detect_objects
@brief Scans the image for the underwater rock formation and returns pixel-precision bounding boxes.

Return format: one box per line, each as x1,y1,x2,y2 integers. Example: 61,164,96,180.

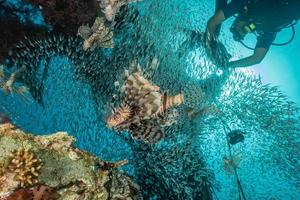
26,0,99,35
0,17,46,64
0,18,24,63
0,123,142,200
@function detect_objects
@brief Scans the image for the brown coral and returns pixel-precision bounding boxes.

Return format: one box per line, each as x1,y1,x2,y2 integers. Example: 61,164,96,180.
32,185,60,200
8,149,42,187
0,161,5,188
0,188,33,200
0,185,59,200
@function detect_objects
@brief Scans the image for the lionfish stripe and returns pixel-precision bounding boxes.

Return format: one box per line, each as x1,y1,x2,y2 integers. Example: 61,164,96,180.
146,131,164,144
162,92,168,113
141,127,152,139
131,131,143,140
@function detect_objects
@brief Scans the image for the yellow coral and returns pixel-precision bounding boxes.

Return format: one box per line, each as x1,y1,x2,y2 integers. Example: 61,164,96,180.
8,149,42,187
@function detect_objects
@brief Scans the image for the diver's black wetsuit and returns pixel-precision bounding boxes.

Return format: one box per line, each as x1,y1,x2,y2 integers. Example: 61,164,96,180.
222,0,300,49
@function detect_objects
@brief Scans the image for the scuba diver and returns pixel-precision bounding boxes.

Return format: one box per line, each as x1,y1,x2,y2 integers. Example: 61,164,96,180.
205,0,300,69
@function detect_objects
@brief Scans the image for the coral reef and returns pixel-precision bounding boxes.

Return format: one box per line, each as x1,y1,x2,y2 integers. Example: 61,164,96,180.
26,0,99,35
8,149,42,187
1,185,60,200
0,123,141,200
78,17,114,51
107,66,184,144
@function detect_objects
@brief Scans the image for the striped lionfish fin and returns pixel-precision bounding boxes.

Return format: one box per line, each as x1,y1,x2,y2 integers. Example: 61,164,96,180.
130,120,164,144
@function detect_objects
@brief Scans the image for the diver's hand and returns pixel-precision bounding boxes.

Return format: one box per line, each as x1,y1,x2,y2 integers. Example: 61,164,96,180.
204,29,220,65
204,29,218,56
204,30,213,51
204,27,218,47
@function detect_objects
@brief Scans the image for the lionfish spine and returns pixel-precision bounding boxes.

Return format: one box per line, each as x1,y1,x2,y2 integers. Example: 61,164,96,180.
107,102,132,129
160,93,184,113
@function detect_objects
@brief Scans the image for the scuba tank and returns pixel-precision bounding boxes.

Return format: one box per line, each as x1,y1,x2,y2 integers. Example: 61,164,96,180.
230,0,298,46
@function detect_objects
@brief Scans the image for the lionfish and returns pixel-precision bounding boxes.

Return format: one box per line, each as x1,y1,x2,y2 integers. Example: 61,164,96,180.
107,67,184,144
78,17,114,51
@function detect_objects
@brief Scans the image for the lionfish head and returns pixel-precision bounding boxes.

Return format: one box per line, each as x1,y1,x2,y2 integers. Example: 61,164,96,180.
106,103,131,129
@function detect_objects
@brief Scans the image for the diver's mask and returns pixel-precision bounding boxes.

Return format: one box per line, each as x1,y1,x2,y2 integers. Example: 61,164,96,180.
230,18,256,41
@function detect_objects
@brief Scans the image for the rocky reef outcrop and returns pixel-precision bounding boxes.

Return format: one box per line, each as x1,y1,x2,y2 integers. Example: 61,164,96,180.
0,123,141,200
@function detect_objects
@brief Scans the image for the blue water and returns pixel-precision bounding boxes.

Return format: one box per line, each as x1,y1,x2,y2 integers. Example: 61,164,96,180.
1,0,299,199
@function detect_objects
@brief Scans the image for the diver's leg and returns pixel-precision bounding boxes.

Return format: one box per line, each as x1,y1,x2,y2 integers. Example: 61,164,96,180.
215,0,227,37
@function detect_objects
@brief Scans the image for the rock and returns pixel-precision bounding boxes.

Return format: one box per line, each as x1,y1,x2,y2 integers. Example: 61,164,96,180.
0,123,142,200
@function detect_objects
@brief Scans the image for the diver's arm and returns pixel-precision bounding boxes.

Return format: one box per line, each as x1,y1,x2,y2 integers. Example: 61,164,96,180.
207,0,247,39
227,32,276,68
227,48,268,68
207,10,226,40
215,0,228,36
